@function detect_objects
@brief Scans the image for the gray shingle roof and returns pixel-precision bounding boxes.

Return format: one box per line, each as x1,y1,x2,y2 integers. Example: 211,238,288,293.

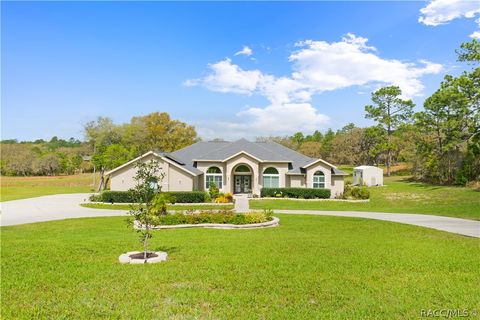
169,138,347,175
332,167,349,176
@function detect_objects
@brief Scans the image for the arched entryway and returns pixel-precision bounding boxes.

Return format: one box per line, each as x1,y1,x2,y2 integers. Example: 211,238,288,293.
232,164,253,194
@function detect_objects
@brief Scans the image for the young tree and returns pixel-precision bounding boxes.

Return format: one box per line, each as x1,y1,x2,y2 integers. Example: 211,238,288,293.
365,86,414,176
128,160,165,260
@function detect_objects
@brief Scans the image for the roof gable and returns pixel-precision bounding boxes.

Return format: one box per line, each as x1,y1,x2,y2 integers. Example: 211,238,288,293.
105,151,201,177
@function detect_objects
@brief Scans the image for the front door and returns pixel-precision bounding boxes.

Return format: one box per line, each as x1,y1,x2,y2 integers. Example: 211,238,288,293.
234,175,252,193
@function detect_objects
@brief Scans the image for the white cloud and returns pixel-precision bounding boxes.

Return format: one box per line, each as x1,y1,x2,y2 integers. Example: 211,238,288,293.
234,46,253,56
185,58,263,94
419,0,480,38
185,34,443,137
226,103,330,134
472,18,480,38
289,34,443,98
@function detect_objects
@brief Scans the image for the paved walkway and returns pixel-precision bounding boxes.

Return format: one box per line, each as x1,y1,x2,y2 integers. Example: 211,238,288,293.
276,210,480,238
1,194,478,238
233,194,250,213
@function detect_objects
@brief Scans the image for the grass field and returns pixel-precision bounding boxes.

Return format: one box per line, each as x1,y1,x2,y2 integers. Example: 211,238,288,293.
251,176,480,220
81,203,234,211
1,215,478,319
1,174,93,202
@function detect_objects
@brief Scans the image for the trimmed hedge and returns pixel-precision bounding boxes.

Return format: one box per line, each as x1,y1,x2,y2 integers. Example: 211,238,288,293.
91,190,208,203
260,187,331,199
167,191,206,203
90,190,136,203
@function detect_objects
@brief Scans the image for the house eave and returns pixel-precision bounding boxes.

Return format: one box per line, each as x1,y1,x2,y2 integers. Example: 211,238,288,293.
105,151,199,177
302,158,337,169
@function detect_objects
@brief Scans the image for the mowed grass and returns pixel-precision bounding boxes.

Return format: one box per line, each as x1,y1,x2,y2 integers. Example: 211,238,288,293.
81,203,234,211
1,174,93,202
251,176,480,220
1,215,479,319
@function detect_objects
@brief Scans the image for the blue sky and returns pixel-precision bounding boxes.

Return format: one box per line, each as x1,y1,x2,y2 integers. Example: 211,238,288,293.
2,1,480,141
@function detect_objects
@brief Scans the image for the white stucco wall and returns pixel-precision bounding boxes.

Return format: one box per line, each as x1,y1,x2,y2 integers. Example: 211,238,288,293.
196,159,289,195
288,175,306,187
305,162,340,198
305,162,332,189
259,162,289,189
109,154,194,192
109,151,345,197
167,164,194,191
195,161,227,193
331,175,345,198
225,154,260,195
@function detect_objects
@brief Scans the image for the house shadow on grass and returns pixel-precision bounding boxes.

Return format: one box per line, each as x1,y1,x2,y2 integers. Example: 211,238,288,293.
400,177,451,191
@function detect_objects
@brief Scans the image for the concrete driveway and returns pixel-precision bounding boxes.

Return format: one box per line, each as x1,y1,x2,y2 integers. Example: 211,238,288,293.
1,194,479,238
276,210,480,238
1,193,127,226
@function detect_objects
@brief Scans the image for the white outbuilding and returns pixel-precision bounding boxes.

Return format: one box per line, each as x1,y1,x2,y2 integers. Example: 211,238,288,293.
353,166,383,186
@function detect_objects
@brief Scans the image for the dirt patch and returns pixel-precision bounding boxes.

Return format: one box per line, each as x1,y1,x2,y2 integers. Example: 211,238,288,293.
385,193,431,201
129,252,158,259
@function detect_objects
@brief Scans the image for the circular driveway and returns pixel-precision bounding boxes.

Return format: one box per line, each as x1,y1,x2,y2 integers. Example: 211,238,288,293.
1,193,127,226
1,193,479,238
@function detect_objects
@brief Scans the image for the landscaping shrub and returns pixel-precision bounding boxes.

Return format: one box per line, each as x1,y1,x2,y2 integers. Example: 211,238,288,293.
260,187,331,199
215,192,233,203
92,190,207,203
166,191,207,203
208,182,219,199
95,190,137,203
343,184,370,200
89,194,101,202
147,209,273,226
244,212,270,224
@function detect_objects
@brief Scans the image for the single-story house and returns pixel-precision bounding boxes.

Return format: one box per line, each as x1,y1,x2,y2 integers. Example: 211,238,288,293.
105,139,348,198
353,165,383,186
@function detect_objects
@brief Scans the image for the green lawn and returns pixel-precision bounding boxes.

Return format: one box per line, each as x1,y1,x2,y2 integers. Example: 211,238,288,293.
1,174,93,202
1,215,478,319
81,203,234,211
251,176,480,220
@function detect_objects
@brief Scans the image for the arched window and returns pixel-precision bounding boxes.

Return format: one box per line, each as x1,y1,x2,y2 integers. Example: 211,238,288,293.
206,166,222,189
263,167,279,188
235,165,251,173
313,171,325,188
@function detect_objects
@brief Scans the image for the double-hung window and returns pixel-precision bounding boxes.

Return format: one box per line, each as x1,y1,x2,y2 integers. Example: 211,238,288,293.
263,167,279,188
313,171,325,188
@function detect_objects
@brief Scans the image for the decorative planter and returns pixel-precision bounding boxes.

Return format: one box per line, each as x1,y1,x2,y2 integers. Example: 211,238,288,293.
119,251,168,264
134,216,280,230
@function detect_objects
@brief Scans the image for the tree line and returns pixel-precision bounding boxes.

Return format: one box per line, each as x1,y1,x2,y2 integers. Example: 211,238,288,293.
1,112,199,177
259,40,479,185
1,137,90,176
